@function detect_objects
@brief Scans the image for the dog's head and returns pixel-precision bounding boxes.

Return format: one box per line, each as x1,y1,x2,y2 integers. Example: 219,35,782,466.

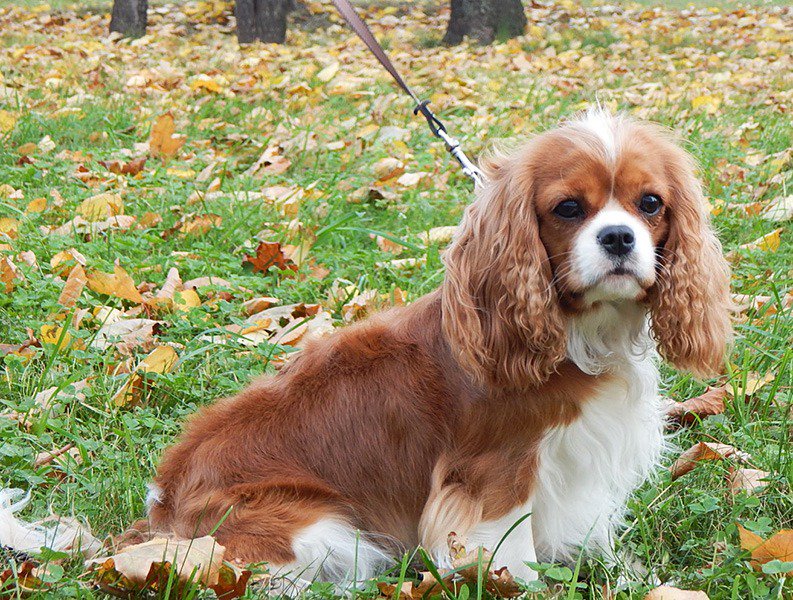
442,109,731,388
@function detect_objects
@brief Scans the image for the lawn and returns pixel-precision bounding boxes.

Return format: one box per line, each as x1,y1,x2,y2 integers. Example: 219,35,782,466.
0,0,790,598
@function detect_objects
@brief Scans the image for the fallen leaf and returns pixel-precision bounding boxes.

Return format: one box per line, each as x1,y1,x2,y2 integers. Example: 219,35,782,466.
374,234,404,255
669,442,750,480
245,144,291,177
88,536,249,597
91,318,163,355
0,217,20,239
739,229,783,253
728,371,775,400
26,197,47,213
58,264,87,308
729,468,770,495
316,61,340,83
86,265,144,304
111,345,178,406
447,534,521,598
242,297,280,316
163,213,222,238
1,256,22,292
100,156,147,176
242,241,297,274
377,581,414,600
149,113,186,160
190,73,224,93
762,195,792,222
78,192,123,221
50,248,87,277
737,526,793,575
665,387,727,425
644,586,709,599
418,225,457,245
373,157,405,182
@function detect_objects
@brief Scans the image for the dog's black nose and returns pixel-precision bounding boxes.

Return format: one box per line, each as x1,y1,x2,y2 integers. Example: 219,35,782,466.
597,225,635,257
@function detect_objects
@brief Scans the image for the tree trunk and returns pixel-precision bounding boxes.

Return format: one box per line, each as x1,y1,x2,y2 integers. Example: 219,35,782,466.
236,0,294,44
444,0,527,45
109,0,148,38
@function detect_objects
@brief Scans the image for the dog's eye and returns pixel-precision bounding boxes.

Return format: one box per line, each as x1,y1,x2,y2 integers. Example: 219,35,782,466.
552,199,585,220
638,194,662,216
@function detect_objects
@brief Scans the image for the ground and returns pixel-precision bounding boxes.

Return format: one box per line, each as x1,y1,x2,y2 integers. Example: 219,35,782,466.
0,0,790,598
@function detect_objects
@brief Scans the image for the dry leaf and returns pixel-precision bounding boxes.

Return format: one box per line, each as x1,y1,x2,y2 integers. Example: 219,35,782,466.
447,534,521,598
762,195,792,222
50,248,87,277
111,345,178,406
737,525,793,574
1,256,22,292
669,442,750,480
78,192,123,221
728,371,775,400
243,241,297,274
374,234,404,255
86,265,144,304
739,229,783,253
0,216,20,239
100,156,147,176
242,297,280,316
729,468,770,495
418,225,457,245
149,113,186,160
91,318,163,355
644,586,709,599
373,157,405,181
245,144,291,177
665,387,727,425
58,264,87,308
88,536,249,597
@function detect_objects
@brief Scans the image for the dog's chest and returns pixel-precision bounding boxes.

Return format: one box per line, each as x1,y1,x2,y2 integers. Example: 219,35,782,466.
531,359,665,560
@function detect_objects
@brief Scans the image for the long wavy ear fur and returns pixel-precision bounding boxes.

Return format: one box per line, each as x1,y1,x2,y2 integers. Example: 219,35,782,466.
649,144,732,378
441,150,567,389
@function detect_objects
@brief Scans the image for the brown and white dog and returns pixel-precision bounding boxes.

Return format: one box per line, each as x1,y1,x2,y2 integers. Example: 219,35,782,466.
142,110,731,584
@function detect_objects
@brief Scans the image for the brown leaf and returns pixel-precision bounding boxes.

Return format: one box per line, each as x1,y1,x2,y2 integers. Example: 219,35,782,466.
242,241,297,274
665,387,727,425
1,255,22,292
88,536,249,597
149,113,186,160
377,581,414,600
669,442,750,480
644,586,709,599
448,534,522,598
86,265,144,304
729,468,770,495
245,144,291,177
162,213,222,238
58,264,87,308
100,156,147,176
737,525,793,574
111,345,178,406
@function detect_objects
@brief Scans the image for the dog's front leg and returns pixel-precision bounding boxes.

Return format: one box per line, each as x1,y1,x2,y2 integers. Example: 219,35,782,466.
418,473,537,582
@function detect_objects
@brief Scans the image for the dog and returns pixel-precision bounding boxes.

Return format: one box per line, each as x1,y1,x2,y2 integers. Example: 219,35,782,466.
140,109,731,584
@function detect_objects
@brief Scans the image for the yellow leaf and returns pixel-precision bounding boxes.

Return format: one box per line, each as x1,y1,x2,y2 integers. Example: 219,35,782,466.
78,192,124,222
86,265,144,304
739,229,782,253
691,95,721,114
0,109,16,133
316,62,340,83
1,256,22,292
0,217,20,239
174,289,201,311
26,197,47,213
50,248,87,277
190,74,224,93
111,346,179,406
40,324,72,351
149,113,186,160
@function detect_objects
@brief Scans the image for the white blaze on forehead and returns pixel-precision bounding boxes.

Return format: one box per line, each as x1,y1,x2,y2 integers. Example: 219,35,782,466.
570,108,622,166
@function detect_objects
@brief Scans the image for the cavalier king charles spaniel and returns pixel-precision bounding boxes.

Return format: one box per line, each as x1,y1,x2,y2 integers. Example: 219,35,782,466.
141,109,731,584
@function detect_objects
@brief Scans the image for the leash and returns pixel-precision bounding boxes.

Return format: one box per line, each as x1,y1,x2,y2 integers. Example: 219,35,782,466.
330,0,484,187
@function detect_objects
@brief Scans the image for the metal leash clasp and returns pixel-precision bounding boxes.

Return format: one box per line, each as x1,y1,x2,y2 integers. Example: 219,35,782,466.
413,100,484,188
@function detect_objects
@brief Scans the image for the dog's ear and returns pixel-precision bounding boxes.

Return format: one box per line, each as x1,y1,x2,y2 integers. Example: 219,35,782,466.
649,148,732,378
442,152,567,389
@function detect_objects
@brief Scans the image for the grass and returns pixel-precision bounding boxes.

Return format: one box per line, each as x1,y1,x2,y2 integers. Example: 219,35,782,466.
0,0,791,598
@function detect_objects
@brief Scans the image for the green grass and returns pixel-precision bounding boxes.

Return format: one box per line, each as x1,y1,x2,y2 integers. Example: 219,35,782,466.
1,0,791,598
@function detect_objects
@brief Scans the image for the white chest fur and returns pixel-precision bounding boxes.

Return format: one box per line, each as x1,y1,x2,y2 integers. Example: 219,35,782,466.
532,355,666,562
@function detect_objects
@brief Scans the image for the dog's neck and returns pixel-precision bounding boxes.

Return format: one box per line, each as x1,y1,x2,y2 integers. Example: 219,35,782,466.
566,301,652,376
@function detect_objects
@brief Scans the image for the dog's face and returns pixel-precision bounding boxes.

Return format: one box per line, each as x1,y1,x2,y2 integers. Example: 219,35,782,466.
443,110,732,387
532,120,676,310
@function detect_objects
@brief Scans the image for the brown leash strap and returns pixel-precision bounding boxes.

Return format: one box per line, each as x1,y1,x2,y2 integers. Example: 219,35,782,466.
330,0,484,187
